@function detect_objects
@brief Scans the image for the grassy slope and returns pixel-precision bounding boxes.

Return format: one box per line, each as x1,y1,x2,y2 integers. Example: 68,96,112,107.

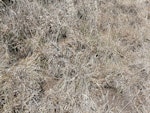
0,0,150,113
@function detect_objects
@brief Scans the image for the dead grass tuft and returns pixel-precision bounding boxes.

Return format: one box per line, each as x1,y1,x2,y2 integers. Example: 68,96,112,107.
0,0,150,113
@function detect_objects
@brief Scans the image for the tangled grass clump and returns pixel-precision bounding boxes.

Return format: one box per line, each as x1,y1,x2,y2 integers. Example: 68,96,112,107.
0,0,150,113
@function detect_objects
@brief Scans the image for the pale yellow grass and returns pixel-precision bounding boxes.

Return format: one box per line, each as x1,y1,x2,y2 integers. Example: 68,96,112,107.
0,0,150,113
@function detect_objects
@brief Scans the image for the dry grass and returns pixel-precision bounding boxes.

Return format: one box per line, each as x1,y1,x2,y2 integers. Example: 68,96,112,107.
0,0,150,113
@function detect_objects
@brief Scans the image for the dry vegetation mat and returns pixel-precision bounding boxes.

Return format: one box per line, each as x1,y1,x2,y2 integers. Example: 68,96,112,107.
0,0,150,113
